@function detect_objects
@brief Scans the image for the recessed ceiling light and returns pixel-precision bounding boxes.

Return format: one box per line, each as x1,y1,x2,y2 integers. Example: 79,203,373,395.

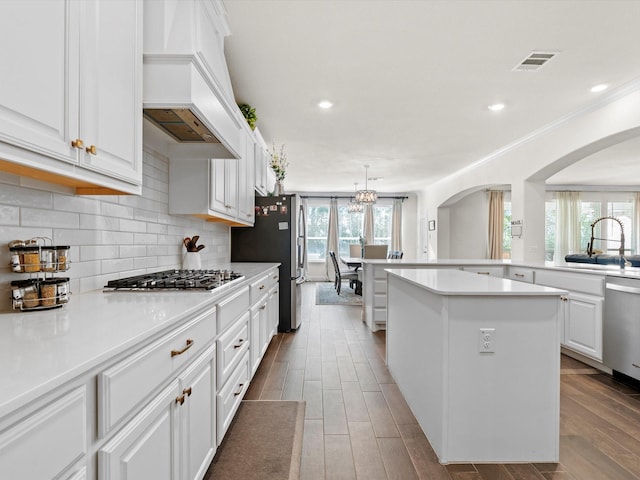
488,103,505,112
590,84,608,93
318,100,333,109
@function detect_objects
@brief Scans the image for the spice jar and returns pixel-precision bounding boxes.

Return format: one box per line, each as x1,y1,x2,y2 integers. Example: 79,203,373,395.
55,246,70,271
10,279,34,308
55,278,70,304
23,283,40,308
41,246,57,272
40,280,58,307
22,246,41,273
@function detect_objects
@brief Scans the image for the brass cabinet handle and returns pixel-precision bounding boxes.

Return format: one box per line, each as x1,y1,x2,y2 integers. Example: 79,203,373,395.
71,139,84,149
259,284,265,290
476,271,490,275
175,395,185,405
273,275,278,279
183,387,192,397
86,145,97,155
632,363,640,369
233,383,245,396
260,305,266,310
170,338,194,357
233,338,245,349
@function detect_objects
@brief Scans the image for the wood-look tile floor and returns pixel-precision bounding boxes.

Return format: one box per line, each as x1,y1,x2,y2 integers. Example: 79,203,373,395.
245,282,640,480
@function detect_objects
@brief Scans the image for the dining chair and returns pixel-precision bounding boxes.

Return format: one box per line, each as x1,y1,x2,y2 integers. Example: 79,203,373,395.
387,250,403,259
363,244,388,259
329,251,359,295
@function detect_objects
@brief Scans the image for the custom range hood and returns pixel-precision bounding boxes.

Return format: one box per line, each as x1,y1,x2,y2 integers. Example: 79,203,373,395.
143,54,241,159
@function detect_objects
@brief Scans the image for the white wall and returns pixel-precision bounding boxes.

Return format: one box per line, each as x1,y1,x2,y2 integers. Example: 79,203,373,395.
421,84,640,260
447,190,488,259
0,146,231,310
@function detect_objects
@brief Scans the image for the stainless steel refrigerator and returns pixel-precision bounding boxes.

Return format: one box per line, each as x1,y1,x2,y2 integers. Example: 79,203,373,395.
231,194,306,332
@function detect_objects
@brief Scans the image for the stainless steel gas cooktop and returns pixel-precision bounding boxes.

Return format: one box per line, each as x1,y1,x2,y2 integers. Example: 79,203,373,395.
104,269,244,291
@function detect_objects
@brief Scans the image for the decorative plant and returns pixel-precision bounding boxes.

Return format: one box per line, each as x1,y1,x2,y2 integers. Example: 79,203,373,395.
238,103,257,130
270,143,289,181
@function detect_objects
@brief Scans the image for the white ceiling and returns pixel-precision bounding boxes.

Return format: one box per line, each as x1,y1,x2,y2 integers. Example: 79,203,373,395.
222,0,640,194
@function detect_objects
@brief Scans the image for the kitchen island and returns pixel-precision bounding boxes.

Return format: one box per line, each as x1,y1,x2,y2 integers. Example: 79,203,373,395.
386,268,565,464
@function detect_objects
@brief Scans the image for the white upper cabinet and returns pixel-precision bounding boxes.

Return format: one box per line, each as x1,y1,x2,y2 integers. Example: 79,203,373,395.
78,0,142,187
0,0,143,195
254,128,269,195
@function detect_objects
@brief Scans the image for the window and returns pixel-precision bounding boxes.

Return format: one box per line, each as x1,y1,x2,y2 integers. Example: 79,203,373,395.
544,193,636,260
305,199,393,261
503,201,512,259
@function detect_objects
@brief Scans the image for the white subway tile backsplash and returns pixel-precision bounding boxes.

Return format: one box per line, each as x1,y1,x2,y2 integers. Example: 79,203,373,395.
0,183,52,208
100,202,134,220
0,147,231,309
120,245,147,258
53,193,101,214
21,208,79,228
102,258,135,274
79,214,120,231
120,218,147,233
80,245,119,261
0,205,19,225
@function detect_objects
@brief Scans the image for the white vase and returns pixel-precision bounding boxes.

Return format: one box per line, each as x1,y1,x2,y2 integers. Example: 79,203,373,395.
182,252,202,270
274,180,284,196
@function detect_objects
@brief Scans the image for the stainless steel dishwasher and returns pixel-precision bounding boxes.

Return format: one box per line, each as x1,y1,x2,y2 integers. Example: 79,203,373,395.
604,276,640,382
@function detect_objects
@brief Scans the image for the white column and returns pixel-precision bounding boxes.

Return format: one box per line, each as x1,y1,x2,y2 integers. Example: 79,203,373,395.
510,180,546,261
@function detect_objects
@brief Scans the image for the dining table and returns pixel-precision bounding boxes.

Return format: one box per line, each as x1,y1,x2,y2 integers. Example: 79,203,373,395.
340,256,363,271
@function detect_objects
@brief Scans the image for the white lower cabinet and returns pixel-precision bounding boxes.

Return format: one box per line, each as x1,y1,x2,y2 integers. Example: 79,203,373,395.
562,292,603,361
216,353,250,445
99,380,177,480
0,386,86,480
99,345,216,480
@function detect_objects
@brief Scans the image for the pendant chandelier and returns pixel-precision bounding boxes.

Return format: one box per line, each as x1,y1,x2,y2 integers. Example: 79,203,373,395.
348,182,363,213
355,164,377,204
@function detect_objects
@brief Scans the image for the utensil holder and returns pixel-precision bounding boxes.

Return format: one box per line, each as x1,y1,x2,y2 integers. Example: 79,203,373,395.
183,252,202,270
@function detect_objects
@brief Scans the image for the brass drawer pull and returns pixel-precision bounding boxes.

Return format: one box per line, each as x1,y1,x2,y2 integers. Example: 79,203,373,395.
233,338,245,349
175,395,185,405
71,138,84,149
233,383,245,396
86,145,97,155
514,273,525,277
171,338,194,357
183,387,192,397
260,305,266,310
259,284,265,290
476,271,490,275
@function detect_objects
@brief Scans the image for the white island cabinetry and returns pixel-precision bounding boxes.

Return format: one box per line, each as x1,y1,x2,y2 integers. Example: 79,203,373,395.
0,0,142,195
386,268,564,464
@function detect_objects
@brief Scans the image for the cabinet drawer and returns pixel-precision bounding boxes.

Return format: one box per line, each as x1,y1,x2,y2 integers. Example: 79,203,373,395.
0,387,86,480
98,308,216,436
374,292,387,308
535,270,604,296
217,311,250,387
508,267,535,283
217,286,250,333
267,269,279,288
250,274,269,304
374,279,387,294
373,307,387,324
216,353,250,445
462,266,504,277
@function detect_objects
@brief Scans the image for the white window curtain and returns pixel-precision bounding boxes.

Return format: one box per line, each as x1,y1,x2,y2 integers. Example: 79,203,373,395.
488,191,503,259
391,198,403,252
325,198,339,280
554,191,582,263
362,203,374,245
635,192,640,255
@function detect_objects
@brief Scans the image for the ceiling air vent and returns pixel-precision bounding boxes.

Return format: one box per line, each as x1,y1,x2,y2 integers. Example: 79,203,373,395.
514,51,557,71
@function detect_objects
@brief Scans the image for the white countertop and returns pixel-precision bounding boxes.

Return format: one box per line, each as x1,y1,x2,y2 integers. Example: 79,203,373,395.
0,262,279,419
367,258,640,280
386,268,567,296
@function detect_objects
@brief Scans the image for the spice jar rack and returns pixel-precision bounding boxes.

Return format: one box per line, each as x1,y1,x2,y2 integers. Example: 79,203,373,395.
8,237,71,311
